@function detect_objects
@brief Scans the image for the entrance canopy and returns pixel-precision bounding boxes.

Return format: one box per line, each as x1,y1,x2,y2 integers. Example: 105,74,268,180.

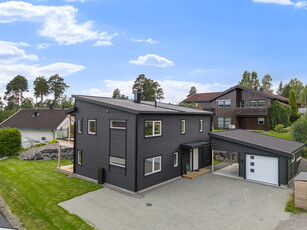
180,141,211,149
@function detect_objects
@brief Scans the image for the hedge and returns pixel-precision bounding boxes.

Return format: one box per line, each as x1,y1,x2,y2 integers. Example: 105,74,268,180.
269,100,290,130
0,127,21,157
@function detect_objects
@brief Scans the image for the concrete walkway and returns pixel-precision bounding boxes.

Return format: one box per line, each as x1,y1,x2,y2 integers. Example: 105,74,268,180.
213,163,243,180
60,174,291,230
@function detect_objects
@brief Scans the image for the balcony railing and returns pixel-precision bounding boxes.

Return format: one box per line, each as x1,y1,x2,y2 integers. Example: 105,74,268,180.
235,107,268,116
57,128,74,140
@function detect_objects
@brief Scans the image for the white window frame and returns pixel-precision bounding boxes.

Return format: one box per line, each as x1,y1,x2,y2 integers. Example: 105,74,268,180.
217,100,224,108
110,120,126,130
224,100,231,108
297,156,302,162
291,155,295,163
258,117,265,125
181,120,186,134
88,120,96,135
77,119,83,134
110,156,126,168
77,150,82,165
224,117,231,129
199,119,203,132
174,152,178,167
218,117,224,128
145,121,162,137
144,156,162,176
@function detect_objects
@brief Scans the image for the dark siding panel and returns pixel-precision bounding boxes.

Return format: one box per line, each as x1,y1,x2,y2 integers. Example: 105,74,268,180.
137,114,211,191
110,129,126,158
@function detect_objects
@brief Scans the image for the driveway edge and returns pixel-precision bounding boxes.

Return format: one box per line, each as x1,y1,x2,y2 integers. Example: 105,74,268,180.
0,195,24,230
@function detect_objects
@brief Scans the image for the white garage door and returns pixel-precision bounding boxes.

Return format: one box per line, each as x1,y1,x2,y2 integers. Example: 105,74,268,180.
246,154,279,185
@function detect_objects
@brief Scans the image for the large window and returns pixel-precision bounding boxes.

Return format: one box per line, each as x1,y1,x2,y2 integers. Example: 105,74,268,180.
199,119,203,132
224,117,231,128
77,150,82,165
218,117,224,128
224,101,231,108
249,100,257,108
181,120,186,134
257,100,265,107
145,121,162,137
217,100,231,108
217,101,224,108
110,156,126,168
88,120,96,135
174,152,178,167
110,120,126,129
144,156,162,176
77,119,83,134
258,117,265,125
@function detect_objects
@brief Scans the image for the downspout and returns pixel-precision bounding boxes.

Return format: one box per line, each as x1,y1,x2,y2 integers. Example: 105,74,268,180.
134,114,139,193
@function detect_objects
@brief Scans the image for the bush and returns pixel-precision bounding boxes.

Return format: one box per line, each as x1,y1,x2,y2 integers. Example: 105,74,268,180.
274,124,285,133
302,147,307,159
270,100,290,129
34,143,47,148
47,139,57,144
292,118,307,143
0,127,21,157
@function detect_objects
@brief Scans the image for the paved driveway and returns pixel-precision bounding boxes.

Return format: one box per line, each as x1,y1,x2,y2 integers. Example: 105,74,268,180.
60,174,291,230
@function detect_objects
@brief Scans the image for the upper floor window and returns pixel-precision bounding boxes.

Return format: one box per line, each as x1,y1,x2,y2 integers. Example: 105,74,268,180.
257,100,265,107
199,119,203,132
217,100,231,108
145,121,162,137
110,120,126,129
88,120,96,135
77,119,83,134
249,100,257,108
174,152,178,167
181,120,186,134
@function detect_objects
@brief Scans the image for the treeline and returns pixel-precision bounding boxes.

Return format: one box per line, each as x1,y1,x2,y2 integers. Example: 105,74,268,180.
0,74,72,122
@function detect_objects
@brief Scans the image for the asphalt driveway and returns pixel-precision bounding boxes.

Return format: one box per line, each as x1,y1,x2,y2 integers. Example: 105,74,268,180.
60,174,291,230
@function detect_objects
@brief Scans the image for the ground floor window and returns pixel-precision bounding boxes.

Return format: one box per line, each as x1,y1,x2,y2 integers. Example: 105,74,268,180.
77,150,82,165
144,156,162,176
218,117,231,128
224,117,231,128
218,117,224,128
174,152,178,167
258,117,265,125
110,156,126,168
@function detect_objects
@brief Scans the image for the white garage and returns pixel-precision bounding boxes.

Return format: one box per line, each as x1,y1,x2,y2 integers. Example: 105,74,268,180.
246,154,279,185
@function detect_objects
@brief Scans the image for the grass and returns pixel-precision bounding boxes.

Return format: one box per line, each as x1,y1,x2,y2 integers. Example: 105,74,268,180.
285,193,307,214
0,158,101,230
212,129,225,132
260,131,293,140
214,160,222,165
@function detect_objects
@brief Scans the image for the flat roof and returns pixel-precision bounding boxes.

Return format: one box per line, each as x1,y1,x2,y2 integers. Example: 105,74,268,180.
293,172,307,181
180,141,211,149
209,129,305,157
73,95,214,115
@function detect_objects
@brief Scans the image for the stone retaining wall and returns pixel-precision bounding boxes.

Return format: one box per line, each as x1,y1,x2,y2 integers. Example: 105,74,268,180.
18,143,73,161
214,150,238,162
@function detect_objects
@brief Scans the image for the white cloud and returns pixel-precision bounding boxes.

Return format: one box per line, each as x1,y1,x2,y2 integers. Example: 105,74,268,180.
129,54,174,67
191,68,217,75
81,79,229,104
252,0,307,8
131,38,160,44
0,41,38,64
0,1,117,45
37,43,51,49
65,0,86,2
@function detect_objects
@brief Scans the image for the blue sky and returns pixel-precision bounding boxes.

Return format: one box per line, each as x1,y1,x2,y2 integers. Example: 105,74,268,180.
0,0,307,103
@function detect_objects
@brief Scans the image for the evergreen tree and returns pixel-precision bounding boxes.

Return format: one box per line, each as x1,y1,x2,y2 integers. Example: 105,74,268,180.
281,84,291,98
48,74,69,107
34,76,49,106
299,85,307,105
289,78,304,99
132,74,164,101
187,86,197,98
289,89,299,122
112,88,128,99
276,81,283,95
5,75,28,109
261,74,273,93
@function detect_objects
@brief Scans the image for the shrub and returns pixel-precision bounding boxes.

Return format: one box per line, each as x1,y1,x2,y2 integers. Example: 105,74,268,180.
289,89,300,123
302,147,307,159
47,139,57,144
34,143,47,148
270,100,290,129
274,124,285,133
292,118,307,143
0,127,21,157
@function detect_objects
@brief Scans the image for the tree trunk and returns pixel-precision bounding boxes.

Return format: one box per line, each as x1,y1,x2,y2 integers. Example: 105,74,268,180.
41,94,44,107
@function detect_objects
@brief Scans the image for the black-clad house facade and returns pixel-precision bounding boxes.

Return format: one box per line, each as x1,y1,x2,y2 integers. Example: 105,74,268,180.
73,95,213,192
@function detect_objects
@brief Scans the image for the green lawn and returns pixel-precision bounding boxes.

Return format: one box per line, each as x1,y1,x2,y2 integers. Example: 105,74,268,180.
0,158,101,230
260,131,293,140
285,193,307,214
214,160,222,165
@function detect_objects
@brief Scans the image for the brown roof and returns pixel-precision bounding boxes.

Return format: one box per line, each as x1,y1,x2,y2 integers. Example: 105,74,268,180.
0,109,67,130
183,92,221,102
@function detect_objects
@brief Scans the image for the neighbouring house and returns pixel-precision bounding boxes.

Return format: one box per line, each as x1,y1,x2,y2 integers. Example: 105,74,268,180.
71,91,304,192
0,107,74,148
183,85,304,131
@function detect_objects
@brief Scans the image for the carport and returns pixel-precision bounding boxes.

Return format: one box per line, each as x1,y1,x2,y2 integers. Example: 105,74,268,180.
209,130,305,186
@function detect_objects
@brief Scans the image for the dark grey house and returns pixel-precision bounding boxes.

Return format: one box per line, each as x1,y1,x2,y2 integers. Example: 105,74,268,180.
72,93,214,192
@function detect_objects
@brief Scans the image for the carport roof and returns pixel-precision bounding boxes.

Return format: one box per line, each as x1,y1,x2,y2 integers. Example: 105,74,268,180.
209,129,305,157
180,141,211,149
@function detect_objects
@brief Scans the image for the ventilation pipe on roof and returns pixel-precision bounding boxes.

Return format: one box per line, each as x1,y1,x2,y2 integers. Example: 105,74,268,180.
134,90,141,103
260,88,264,92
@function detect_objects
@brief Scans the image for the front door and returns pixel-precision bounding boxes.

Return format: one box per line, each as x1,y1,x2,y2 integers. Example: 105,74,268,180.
193,148,199,170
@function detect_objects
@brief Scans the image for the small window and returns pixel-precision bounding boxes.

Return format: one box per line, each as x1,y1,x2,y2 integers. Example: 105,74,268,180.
257,100,265,107
181,120,186,134
240,100,245,108
250,100,257,108
110,120,126,129
199,119,203,132
78,119,83,133
224,117,231,129
218,117,224,128
145,121,162,137
110,156,126,168
291,155,295,163
224,101,231,108
250,155,254,159
250,168,255,173
77,150,82,165
258,118,265,125
174,152,178,167
217,101,224,108
144,156,162,176
250,162,255,166
88,120,96,135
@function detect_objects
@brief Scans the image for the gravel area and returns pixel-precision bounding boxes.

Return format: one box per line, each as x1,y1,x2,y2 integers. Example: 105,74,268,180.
18,143,59,159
